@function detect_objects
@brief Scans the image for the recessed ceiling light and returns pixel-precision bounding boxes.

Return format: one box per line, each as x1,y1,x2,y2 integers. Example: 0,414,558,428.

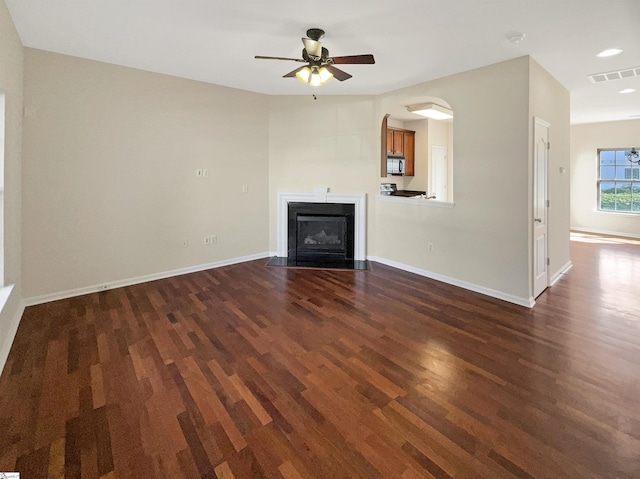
620,88,636,94
597,48,623,57
506,33,526,44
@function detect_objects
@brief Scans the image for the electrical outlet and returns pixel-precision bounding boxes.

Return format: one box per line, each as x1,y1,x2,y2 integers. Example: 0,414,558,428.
182,238,189,248
428,242,434,252
210,234,217,244
196,169,203,177
203,168,209,178
242,184,248,193
204,235,210,245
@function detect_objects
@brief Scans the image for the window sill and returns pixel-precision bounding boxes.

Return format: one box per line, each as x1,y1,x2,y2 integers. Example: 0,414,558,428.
376,195,455,208
595,209,640,217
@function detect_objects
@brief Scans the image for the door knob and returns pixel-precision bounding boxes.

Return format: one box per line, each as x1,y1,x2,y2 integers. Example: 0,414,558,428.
534,218,542,223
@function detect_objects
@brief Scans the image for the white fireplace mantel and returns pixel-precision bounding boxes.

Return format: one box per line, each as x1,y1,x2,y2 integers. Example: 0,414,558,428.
277,191,366,260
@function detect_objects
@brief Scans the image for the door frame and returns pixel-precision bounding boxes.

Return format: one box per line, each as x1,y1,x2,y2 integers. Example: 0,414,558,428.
532,117,550,299
430,145,447,201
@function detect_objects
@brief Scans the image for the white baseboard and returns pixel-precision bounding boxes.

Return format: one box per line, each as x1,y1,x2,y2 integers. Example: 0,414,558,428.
550,260,573,286
571,227,640,240
367,256,534,308
22,248,542,321
23,252,272,306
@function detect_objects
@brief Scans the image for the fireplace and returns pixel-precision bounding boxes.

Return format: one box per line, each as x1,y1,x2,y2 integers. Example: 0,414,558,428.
288,202,355,266
269,191,369,270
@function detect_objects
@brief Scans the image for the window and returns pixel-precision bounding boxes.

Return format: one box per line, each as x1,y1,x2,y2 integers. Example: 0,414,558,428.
598,148,640,213
624,167,639,180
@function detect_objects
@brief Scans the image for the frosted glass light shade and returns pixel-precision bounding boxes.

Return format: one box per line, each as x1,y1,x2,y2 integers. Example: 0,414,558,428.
297,66,333,86
406,103,453,120
296,67,312,83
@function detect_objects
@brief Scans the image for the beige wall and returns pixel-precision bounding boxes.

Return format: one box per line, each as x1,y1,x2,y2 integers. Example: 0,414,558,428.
267,95,377,252
22,49,270,298
382,118,410,191
528,58,571,284
0,0,24,372
373,57,533,302
266,56,570,304
429,119,453,201
400,118,452,199
403,119,428,192
571,119,640,237
18,50,571,313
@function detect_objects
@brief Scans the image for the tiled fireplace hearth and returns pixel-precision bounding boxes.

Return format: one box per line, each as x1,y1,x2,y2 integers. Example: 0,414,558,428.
270,190,367,269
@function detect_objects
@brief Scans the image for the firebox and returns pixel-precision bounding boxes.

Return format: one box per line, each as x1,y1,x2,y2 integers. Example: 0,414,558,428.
287,202,355,266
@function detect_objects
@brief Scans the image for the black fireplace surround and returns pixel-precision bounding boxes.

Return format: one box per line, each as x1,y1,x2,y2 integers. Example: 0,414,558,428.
288,202,355,267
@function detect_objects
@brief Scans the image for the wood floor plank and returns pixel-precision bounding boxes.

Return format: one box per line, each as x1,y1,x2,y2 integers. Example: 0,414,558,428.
214,461,236,479
1,233,639,478
176,410,216,479
228,374,272,426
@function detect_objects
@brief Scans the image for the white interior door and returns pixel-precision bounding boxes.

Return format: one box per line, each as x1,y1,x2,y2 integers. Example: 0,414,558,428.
431,146,447,200
533,119,549,298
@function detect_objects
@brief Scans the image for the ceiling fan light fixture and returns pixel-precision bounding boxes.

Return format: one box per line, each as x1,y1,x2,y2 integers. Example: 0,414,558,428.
256,28,374,84
406,103,453,120
309,72,322,86
297,66,333,86
318,66,333,83
296,66,312,83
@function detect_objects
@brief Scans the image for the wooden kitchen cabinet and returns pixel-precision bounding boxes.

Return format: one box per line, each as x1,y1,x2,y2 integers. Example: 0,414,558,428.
403,130,415,176
386,129,393,155
386,127,415,176
391,130,404,155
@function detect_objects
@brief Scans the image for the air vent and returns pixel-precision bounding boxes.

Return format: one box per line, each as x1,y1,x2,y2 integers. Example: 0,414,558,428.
588,66,640,83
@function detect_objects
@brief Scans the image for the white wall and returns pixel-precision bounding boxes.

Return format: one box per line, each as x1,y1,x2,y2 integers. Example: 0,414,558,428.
0,0,24,375
571,119,640,237
22,49,270,298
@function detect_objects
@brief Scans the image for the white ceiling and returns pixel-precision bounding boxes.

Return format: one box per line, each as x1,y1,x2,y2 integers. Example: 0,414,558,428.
5,0,640,124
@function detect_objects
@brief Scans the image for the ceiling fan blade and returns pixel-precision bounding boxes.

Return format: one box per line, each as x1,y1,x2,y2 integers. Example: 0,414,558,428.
326,65,352,81
302,38,322,59
255,55,305,62
331,54,375,65
283,66,306,78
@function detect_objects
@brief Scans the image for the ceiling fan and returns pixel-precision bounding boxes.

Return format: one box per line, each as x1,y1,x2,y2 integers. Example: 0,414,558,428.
255,28,375,86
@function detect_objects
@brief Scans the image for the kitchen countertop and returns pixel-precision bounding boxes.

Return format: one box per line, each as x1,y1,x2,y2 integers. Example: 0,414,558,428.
376,194,455,208
387,190,426,198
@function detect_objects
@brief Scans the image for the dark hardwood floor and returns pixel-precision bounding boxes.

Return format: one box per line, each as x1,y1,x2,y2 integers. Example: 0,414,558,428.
1,233,639,478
